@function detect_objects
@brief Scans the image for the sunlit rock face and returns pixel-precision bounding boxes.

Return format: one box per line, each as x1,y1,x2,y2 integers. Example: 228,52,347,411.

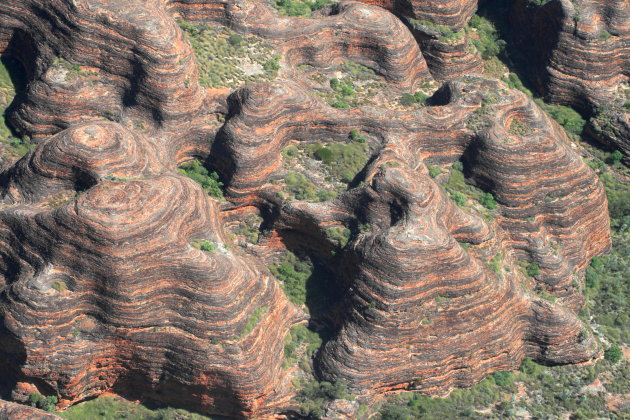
0,0,610,417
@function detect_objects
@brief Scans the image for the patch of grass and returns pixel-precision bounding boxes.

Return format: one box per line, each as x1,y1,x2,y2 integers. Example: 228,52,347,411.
325,227,351,248
443,165,499,217
533,99,585,139
282,170,336,202
179,21,279,88
0,58,33,159
410,19,465,44
535,287,557,303
488,253,502,274
179,159,224,199
239,305,268,338
308,140,370,184
400,91,428,107
192,240,216,252
508,118,531,136
58,396,215,419
274,0,335,17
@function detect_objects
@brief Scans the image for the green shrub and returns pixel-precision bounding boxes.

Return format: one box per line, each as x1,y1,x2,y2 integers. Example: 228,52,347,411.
296,380,350,418
450,191,467,207
29,394,58,412
309,141,369,184
488,253,502,274
400,91,428,107
283,324,323,369
349,129,366,143
604,345,622,363
534,99,585,138
274,0,334,17
428,165,442,178
192,240,215,252
179,159,224,198
313,147,334,164
606,150,623,165
284,171,317,200
519,357,543,375
469,15,506,60
525,262,540,277
479,192,497,210
228,34,243,46
331,101,350,109
492,371,513,387
326,227,351,248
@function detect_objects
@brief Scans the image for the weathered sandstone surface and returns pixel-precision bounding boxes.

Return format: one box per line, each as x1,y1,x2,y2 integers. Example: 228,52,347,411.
0,0,613,418
0,400,61,420
510,0,629,157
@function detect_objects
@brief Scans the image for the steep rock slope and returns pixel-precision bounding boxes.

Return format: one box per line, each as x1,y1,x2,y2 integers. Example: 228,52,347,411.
511,0,629,158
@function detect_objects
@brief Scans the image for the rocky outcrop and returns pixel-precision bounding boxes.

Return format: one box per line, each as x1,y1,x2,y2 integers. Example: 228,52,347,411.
0,0,613,418
510,0,629,156
218,76,608,395
356,0,477,28
0,400,61,420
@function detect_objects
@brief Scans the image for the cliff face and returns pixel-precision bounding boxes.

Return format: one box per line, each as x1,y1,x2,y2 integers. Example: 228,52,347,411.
510,0,629,158
0,0,613,418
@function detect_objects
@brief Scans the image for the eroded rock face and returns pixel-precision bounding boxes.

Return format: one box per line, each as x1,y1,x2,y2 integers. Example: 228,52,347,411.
511,0,629,157
0,0,612,418
0,400,61,420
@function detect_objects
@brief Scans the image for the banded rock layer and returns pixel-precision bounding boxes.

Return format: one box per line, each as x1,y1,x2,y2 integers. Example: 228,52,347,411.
0,400,61,420
0,0,612,418
511,0,629,158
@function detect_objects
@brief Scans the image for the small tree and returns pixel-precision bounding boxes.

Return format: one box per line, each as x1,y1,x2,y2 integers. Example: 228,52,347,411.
604,345,622,364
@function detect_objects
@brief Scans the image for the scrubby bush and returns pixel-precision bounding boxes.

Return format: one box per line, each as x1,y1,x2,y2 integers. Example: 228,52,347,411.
331,101,350,109
479,192,497,210
269,251,312,305
179,159,224,199
349,129,366,143
400,91,428,107
29,394,58,412
604,346,622,363
469,15,506,60
311,141,369,184
274,0,334,17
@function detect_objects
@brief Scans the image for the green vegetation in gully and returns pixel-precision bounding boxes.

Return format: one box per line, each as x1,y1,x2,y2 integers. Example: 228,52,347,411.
274,0,335,17
57,396,216,420
179,159,224,199
0,58,32,159
269,251,343,314
179,21,280,88
304,136,370,184
270,251,312,306
443,161,498,219
312,62,383,109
